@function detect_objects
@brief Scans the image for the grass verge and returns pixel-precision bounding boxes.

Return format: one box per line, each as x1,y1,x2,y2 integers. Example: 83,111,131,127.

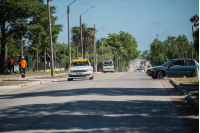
0,81,33,86
0,70,68,78
35,74,68,79
173,77,199,86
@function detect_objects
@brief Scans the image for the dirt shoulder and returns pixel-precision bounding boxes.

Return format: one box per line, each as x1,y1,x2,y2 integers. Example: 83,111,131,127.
161,81,199,133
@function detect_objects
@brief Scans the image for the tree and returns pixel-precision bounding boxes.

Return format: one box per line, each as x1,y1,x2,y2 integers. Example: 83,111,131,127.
71,23,95,58
0,0,47,73
190,15,199,53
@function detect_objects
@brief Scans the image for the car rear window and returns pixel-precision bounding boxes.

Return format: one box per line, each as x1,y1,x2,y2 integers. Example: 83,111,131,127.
185,60,195,66
71,61,89,66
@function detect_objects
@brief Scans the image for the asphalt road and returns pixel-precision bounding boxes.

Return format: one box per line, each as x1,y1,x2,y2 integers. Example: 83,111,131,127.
0,69,187,133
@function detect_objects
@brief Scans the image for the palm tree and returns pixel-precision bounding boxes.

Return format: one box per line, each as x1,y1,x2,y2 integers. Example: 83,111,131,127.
71,23,95,58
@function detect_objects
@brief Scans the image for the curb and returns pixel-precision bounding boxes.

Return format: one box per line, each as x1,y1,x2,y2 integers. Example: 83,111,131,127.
169,79,199,109
0,81,52,95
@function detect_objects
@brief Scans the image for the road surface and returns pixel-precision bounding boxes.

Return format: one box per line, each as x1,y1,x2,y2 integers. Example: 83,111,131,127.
0,69,187,133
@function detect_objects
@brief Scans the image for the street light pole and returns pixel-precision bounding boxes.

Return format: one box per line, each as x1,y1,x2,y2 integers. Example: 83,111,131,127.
67,6,71,65
80,15,83,58
63,46,66,70
94,24,97,72
47,0,54,76
102,42,103,62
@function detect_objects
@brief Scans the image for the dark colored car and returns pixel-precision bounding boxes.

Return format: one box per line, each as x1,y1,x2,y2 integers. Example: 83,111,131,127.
148,58,199,79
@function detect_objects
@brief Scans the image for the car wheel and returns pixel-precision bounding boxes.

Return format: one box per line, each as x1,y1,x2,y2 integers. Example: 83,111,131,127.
157,71,165,79
152,76,157,79
89,76,93,80
68,78,73,81
191,71,195,77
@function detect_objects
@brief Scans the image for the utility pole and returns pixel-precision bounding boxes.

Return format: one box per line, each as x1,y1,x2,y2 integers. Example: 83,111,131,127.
63,46,66,70
94,24,97,72
102,42,103,63
80,15,83,58
109,47,111,60
117,54,118,72
67,6,71,65
21,37,23,57
44,48,46,72
191,42,193,59
77,46,79,59
115,52,116,71
47,0,54,76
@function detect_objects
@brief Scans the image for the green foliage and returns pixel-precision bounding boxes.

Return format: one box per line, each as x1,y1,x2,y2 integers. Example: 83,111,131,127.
149,35,197,66
71,23,95,58
193,28,199,53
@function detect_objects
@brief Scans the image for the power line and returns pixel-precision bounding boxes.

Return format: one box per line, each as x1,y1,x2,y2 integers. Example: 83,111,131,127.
57,11,67,22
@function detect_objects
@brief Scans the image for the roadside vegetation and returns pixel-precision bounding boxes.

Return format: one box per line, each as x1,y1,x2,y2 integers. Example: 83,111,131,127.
141,15,199,67
173,77,199,86
0,81,33,86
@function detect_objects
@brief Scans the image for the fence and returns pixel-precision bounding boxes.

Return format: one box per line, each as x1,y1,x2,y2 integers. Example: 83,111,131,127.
33,61,65,71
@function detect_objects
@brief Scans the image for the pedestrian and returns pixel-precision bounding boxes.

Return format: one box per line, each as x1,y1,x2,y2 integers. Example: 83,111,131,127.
10,54,15,73
18,56,27,78
7,56,11,72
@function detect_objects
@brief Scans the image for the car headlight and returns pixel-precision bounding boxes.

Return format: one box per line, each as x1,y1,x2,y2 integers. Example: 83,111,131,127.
86,69,90,72
68,69,73,72
150,69,154,71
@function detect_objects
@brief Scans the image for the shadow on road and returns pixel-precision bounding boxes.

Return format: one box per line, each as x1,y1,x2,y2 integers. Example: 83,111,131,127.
0,86,196,133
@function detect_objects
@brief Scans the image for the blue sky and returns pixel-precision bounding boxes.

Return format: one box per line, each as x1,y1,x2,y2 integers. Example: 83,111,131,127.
49,0,199,52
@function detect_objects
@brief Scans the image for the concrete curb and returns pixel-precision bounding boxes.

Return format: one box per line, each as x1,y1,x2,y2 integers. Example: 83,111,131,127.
169,78,199,109
0,81,52,95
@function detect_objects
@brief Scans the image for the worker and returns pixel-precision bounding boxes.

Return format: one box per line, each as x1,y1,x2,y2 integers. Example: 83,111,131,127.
7,56,11,72
18,56,27,78
10,54,15,73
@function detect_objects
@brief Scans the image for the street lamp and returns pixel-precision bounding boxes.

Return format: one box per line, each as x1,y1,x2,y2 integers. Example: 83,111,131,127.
80,6,97,58
115,47,124,72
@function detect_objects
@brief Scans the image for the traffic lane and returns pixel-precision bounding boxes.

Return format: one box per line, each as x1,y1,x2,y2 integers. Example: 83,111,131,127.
0,72,187,133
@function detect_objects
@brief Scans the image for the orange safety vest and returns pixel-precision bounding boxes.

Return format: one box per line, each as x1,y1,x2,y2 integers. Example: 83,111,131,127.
10,58,15,65
18,60,27,68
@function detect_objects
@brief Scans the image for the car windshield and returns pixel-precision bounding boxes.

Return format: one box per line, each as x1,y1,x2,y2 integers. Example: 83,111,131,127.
71,61,89,67
162,60,173,66
103,61,113,66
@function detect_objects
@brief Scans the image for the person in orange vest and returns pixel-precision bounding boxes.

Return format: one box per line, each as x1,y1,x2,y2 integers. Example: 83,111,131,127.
7,56,11,72
18,56,27,78
10,54,15,73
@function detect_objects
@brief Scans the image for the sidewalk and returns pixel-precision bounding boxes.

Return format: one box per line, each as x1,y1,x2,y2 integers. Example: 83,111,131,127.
170,79,199,110
0,73,68,95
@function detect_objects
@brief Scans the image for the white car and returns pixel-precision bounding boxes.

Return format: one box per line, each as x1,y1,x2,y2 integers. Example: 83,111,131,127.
135,68,144,72
128,64,132,68
67,59,94,81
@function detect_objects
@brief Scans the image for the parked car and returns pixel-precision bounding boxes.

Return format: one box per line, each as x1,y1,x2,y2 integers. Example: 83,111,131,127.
67,59,94,81
149,58,199,79
147,65,151,68
135,68,144,72
146,69,151,75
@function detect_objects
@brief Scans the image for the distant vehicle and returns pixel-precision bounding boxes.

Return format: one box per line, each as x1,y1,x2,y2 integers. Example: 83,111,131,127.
67,59,94,81
128,64,132,68
135,68,145,72
147,65,150,68
148,58,199,79
103,60,114,73
140,60,146,66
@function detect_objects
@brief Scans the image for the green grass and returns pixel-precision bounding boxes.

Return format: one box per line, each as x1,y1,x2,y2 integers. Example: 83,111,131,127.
35,74,68,79
0,81,33,86
0,70,68,78
173,77,199,86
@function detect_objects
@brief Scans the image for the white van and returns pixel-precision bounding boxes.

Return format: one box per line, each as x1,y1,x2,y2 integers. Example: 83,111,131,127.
103,60,114,73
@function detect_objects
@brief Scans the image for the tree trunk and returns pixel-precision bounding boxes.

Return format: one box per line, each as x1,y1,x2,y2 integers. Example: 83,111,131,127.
0,21,8,74
83,43,86,59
